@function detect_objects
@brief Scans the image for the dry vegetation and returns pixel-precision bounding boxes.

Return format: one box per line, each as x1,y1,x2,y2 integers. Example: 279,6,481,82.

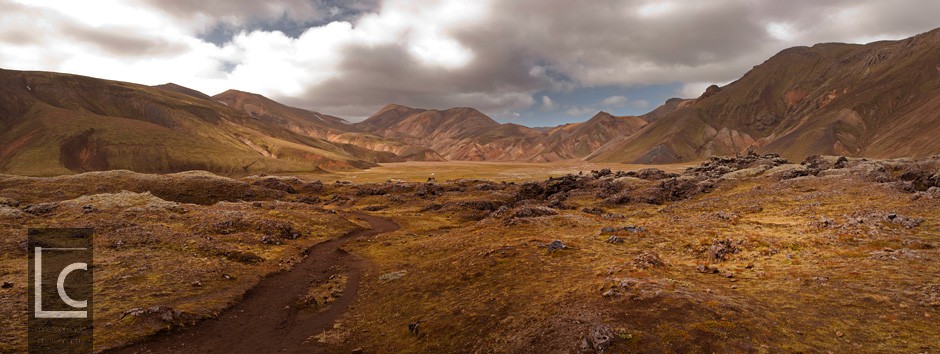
0,155,938,352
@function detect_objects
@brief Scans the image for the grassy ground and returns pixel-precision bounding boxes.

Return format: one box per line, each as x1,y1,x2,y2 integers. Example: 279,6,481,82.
0,158,937,352
0,176,359,352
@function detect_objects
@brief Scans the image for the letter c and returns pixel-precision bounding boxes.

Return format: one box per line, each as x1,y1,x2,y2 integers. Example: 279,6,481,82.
57,263,88,309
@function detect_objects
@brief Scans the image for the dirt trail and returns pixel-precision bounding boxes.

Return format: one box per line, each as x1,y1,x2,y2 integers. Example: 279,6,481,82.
109,213,399,354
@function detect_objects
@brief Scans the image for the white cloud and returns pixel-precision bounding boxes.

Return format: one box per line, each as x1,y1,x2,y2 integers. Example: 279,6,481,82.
766,22,797,41
540,95,557,111
602,95,628,107
677,82,715,99
632,99,650,109
565,106,595,117
636,1,675,18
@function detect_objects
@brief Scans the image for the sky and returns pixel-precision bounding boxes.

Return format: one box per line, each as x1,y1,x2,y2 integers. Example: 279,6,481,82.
1,0,939,126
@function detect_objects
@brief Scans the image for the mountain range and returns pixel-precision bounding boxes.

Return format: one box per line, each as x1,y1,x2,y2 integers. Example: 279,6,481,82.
2,28,940,175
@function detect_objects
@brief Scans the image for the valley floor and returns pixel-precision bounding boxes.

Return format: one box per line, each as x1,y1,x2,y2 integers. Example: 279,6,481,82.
309,160,697,183
0,155,938,353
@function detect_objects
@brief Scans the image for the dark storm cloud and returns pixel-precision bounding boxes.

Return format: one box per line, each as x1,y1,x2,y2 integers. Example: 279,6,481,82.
279,42,539,117
59,22,189,57
284,0,940,118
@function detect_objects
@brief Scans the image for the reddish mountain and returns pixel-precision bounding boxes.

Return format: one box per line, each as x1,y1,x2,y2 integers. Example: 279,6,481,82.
216,92,442,161
0,69,379,175
533,112,648,161
590,28,940,163
356,104,545,161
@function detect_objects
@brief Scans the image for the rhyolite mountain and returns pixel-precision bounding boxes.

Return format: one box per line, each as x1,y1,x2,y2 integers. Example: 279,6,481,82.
3,28,940,175
0,69,393,175
589,27,940,163
354,104,544,161
213,90,442,162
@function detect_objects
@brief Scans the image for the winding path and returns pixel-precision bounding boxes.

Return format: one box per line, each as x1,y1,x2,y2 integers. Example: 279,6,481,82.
110,213,399,354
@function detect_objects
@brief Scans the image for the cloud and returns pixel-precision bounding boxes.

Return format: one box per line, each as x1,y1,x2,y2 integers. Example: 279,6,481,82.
2,0,940,122
602,95,628,107
540,95,557,111
565,106,595,117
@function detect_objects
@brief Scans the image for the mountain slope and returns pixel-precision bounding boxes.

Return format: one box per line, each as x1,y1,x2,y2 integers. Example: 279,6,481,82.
590,28,940,163
215,92,443,162
0,69,377,176
356,104,545,161
533,111,648,161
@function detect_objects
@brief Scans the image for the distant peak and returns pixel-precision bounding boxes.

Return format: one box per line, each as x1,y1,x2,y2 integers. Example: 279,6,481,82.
384,103,412,109
589,111,616,120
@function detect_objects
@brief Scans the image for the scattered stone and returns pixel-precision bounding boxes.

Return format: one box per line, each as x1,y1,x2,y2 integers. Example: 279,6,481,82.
591,169,612,179
707,239,741,263
803,155,849,170
619,225,646,233
121,306,183,325
602,191,633,205
696,265,719,274
582,207,605,215
581,325,614,351
510,206,558,218
415,183,444,198
884,213,925,229
633,168,675,181
252,177,297,193
81,204,95,213
0,198,19,208
870,248,921,260
351,348,364,354
487,205,510,218
546,199,571,210
222,273,234,280
455,200,502,212
633,251,665,269
408,321,420,336
1,282,12,289
605,235,624,244
23,203,57,216
724,272,734,278
715,211,739,221
362,205,387,211
379,270,407,282
545,240,568,252
600,226,616,233
766,164,812,180
260,235,283,245
836,330,844,338
685,152,789,178
190,281,203,287
810,216,836,229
